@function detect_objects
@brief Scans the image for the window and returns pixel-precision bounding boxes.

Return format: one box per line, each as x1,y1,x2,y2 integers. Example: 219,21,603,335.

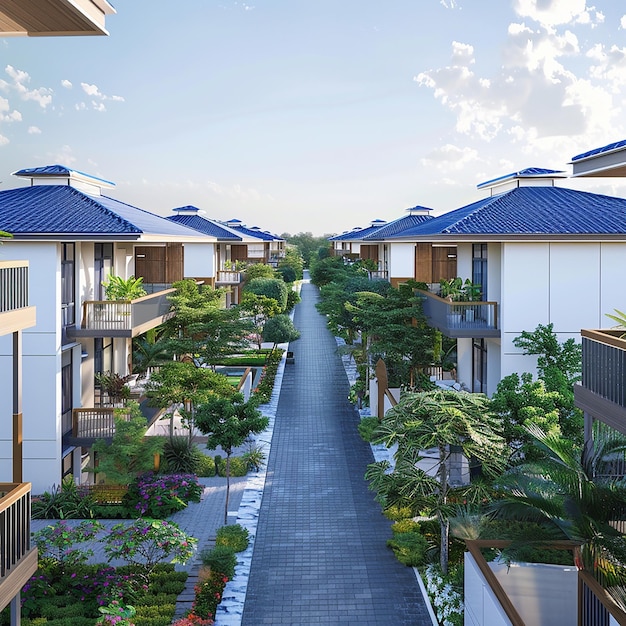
61,350,73,436
61,243,75,326
472,339,487,394
472,244,487,301
62,450,74,479
94,243,113,301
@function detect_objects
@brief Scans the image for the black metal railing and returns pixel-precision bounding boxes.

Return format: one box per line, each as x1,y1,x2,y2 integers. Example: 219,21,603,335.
581,331,626,409
0,261,28,313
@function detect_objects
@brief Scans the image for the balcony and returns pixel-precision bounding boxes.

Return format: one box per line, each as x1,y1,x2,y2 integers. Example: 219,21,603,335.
0,483,37,613
0,260,36,336
574,329,626,435
417,290,500,338
216,271,243,285
368,270,389,281
67,288,176,339
63,407,132,446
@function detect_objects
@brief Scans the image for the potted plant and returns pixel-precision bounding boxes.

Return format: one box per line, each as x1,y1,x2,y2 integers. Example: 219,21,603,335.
461,279,481,322
102,274,147,301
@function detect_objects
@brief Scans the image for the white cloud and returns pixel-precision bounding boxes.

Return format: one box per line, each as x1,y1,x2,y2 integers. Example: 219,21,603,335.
61,79,72,89
51,145,76,166
513,0,603,28
420,144,481,171
0,95,21,122
4,65,53,108
27,126,41,134
0,134,9,146
621,15,626,29
79,82,125,111
440,0,459,7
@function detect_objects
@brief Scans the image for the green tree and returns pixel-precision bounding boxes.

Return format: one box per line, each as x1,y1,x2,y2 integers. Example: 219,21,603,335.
145,361,235,443
91,402,164,485
262,314,300,356
348,282,436,387
244,277,288,311
366,389,506,573
491,423,626,589
278,247,304,281
239,291,282,350
497,323,584,445
163,279,251,366
244,263,276,282
282,232,333,268
195,393,269,524
490,372,564,461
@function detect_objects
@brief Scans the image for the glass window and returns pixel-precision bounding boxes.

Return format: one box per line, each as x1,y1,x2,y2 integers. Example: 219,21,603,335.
94,243,113,301
472,244,487,301
61,350,73,436
472,339,487,394
61,243,75,326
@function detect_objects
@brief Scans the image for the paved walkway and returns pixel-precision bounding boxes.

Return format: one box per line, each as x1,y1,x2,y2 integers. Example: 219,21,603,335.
239,279,431,625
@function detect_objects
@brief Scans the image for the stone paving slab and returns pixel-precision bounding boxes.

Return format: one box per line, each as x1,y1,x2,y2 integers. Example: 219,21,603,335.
238,279,432,625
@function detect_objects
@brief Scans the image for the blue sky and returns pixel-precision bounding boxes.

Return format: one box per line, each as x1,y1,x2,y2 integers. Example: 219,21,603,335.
2,0,626,236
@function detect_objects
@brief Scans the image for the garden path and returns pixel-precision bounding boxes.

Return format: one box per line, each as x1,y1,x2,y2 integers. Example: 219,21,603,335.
236,275,432,625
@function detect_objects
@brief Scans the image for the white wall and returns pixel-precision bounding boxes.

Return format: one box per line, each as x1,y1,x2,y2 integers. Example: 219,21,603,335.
498,241,626,384
464,552,512,626
184,242,216,278
0,241,64,493
388,242,414,278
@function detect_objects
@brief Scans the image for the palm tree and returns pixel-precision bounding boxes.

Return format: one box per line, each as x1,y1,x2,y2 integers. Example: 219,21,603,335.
366,388,507,573
490,423,626,588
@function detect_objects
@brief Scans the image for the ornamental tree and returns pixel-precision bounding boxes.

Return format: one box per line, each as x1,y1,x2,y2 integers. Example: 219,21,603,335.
195,393,269,524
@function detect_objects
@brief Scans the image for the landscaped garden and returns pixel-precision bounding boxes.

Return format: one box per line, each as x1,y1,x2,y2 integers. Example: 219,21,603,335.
8,261,301,625
311,252,626,625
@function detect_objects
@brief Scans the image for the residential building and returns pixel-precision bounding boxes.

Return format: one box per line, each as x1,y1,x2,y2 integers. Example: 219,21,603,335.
168,206,284,306
0,259,38,620
0,165,212,495
330,207,437,284
364,168,626,396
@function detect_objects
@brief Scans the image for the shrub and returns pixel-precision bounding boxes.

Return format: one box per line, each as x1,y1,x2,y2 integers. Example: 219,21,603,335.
192,569,229,622
124,472,202,518
104,519,198,576
215,524,249,553
357,416,380,442
242,443,266,472
32,478,98,519
162,437,201,474
33,520,104,569
199,545,237,579
383,505,414,521
215,456,248,477
386,532,429,566
285,288,301,312
196,453,216,477
391,519,421,534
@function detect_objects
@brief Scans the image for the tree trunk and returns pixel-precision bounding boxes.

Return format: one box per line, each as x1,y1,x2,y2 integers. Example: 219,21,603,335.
224,453,231,525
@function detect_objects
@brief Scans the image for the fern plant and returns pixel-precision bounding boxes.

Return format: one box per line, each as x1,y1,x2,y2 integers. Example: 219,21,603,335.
102,274,147,300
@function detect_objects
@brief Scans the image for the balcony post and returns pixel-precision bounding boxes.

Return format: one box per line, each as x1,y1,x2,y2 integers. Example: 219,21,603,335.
10,594,19,626
12,331,22,484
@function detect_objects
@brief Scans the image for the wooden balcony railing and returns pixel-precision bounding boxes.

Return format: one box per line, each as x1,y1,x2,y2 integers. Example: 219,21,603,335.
71,288,176,338
0,482,37,613
0,260,36,335
216,271,243,285
71,407,131,440
417,290,500,338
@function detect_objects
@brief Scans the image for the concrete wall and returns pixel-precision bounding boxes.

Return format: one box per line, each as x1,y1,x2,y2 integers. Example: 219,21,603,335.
388,242,415,280
0,241,63,492
184,242,216,278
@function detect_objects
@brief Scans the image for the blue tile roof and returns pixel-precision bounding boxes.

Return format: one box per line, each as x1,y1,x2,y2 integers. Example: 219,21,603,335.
382,186,626,238
226,222,282,241
0,185,206,238
362,213,434,240
330,222,387,241
571,139,626,162
168,213,242,240
477,168,566,189
13,164,116,187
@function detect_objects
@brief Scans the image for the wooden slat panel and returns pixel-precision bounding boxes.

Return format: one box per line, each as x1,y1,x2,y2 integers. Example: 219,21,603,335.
360,245,379,262
165,243,183,282
415,243,433,283
432,246,457,282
